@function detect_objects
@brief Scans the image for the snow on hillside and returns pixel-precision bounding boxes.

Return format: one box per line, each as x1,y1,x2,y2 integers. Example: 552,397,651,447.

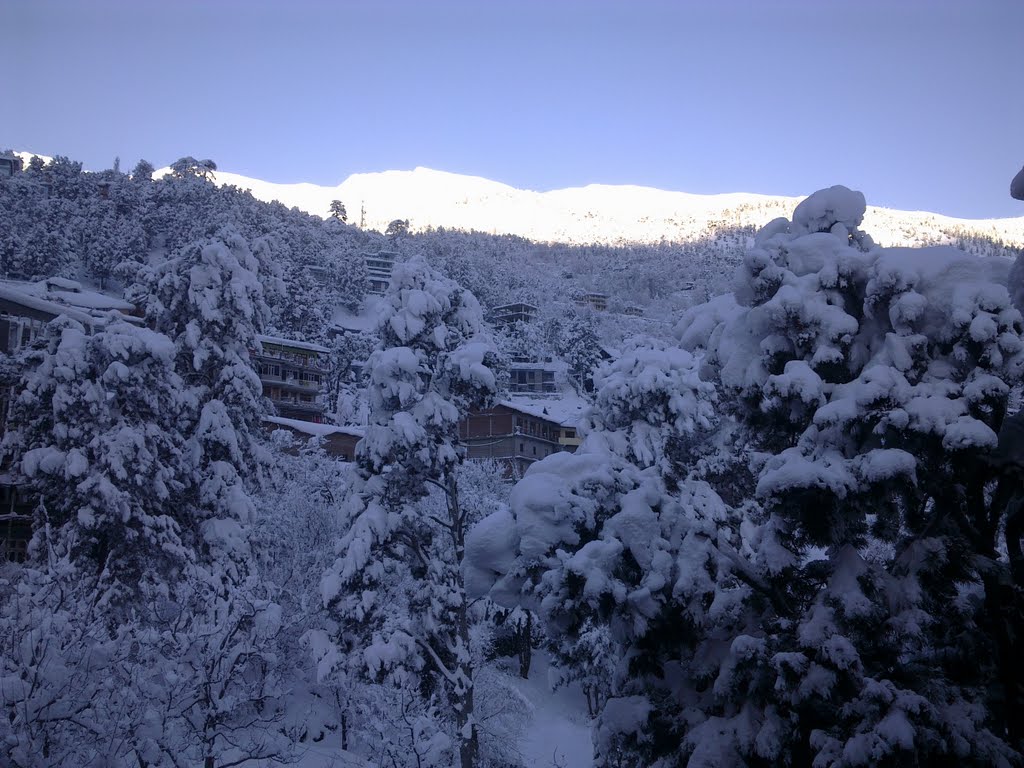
14,150,53,166
206,165,1024,248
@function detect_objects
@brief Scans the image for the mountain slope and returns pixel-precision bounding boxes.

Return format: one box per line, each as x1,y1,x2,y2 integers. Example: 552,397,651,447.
209,165,1024,248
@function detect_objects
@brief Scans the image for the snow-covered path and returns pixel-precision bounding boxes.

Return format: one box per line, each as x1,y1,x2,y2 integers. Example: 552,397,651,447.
509,654,594,768
238,652,594,768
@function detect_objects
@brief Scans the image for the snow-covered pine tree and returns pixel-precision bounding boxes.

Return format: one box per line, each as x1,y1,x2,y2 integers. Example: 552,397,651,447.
131,158,154,182
136,227,273,572
320,255,499,768
1,317,193,600
674,185,1024,765
558,313,605,394
465,338,736,768
324,330,375,427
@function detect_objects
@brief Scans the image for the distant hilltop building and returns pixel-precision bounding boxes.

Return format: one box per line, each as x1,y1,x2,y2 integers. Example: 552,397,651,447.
364,251,398,296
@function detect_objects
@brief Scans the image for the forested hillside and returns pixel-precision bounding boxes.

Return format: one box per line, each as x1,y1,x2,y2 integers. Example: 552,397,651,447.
5,153,1020,349
2,154,1023,768
0,154,751,345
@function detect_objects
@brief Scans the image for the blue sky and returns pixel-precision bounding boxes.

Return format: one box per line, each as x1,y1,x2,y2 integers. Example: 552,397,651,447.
4,0,1023,219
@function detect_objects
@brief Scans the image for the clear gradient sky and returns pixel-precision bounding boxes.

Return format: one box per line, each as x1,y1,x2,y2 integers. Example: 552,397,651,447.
4,0,1023,219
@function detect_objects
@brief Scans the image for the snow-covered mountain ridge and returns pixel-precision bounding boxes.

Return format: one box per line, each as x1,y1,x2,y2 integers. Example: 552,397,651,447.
207,164,1024,248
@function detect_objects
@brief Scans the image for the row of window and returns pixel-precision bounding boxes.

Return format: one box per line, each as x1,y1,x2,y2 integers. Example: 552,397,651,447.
257,363,322,385
513,416,556,441
265,387,320,406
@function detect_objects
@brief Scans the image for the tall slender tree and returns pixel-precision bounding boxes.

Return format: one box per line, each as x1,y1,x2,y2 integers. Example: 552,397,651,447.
321,256,499,768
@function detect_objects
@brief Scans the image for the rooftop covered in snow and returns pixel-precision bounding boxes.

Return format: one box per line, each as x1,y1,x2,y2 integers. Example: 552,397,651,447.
0,278,139,324
500,394,589,428
256,334,330,354
0,283,100,327
264,415,364,439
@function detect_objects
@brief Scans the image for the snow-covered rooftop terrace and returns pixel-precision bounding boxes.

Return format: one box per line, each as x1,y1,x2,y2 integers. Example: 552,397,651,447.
264,415,364,438
501,394,589,427
257,334,331,354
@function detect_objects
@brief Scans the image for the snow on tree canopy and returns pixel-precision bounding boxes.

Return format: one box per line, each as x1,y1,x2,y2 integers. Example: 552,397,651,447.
467,185,1024,768
2,317,195,595
465,336,761,767
352,256,498,497
584,339,717,479
320,256,500,768
791,184,867,238
669,185,1024,766
676,188,1024,514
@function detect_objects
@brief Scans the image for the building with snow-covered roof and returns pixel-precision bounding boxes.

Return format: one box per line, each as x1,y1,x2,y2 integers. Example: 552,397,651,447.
364,251,398,296
254,334,330,423
0,289,93,355
329,307,376,336
263,416,363,461
0,278,141,335
507,357,560,394
459,395,587,477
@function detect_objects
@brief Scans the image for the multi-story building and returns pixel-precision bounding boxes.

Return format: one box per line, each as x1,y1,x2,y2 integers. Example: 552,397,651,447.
254,334,330,423
459,397,585,478
364,251,398,296
490,302,539,328
507,357,559,394
576,292,609,312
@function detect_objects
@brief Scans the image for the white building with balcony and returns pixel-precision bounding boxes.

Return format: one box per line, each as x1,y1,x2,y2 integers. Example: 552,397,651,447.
254,334,330,423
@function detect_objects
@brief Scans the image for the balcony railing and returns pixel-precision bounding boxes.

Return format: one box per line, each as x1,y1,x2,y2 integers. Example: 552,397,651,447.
253,348,330,372
270,395,324,411
260,372,322,389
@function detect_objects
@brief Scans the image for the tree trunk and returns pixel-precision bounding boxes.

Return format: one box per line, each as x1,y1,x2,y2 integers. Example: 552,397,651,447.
518,611,532,679
450,474,479,768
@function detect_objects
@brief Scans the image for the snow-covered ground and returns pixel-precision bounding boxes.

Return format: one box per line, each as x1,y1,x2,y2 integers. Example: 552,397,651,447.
278,652,593,768
507,653,593,768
